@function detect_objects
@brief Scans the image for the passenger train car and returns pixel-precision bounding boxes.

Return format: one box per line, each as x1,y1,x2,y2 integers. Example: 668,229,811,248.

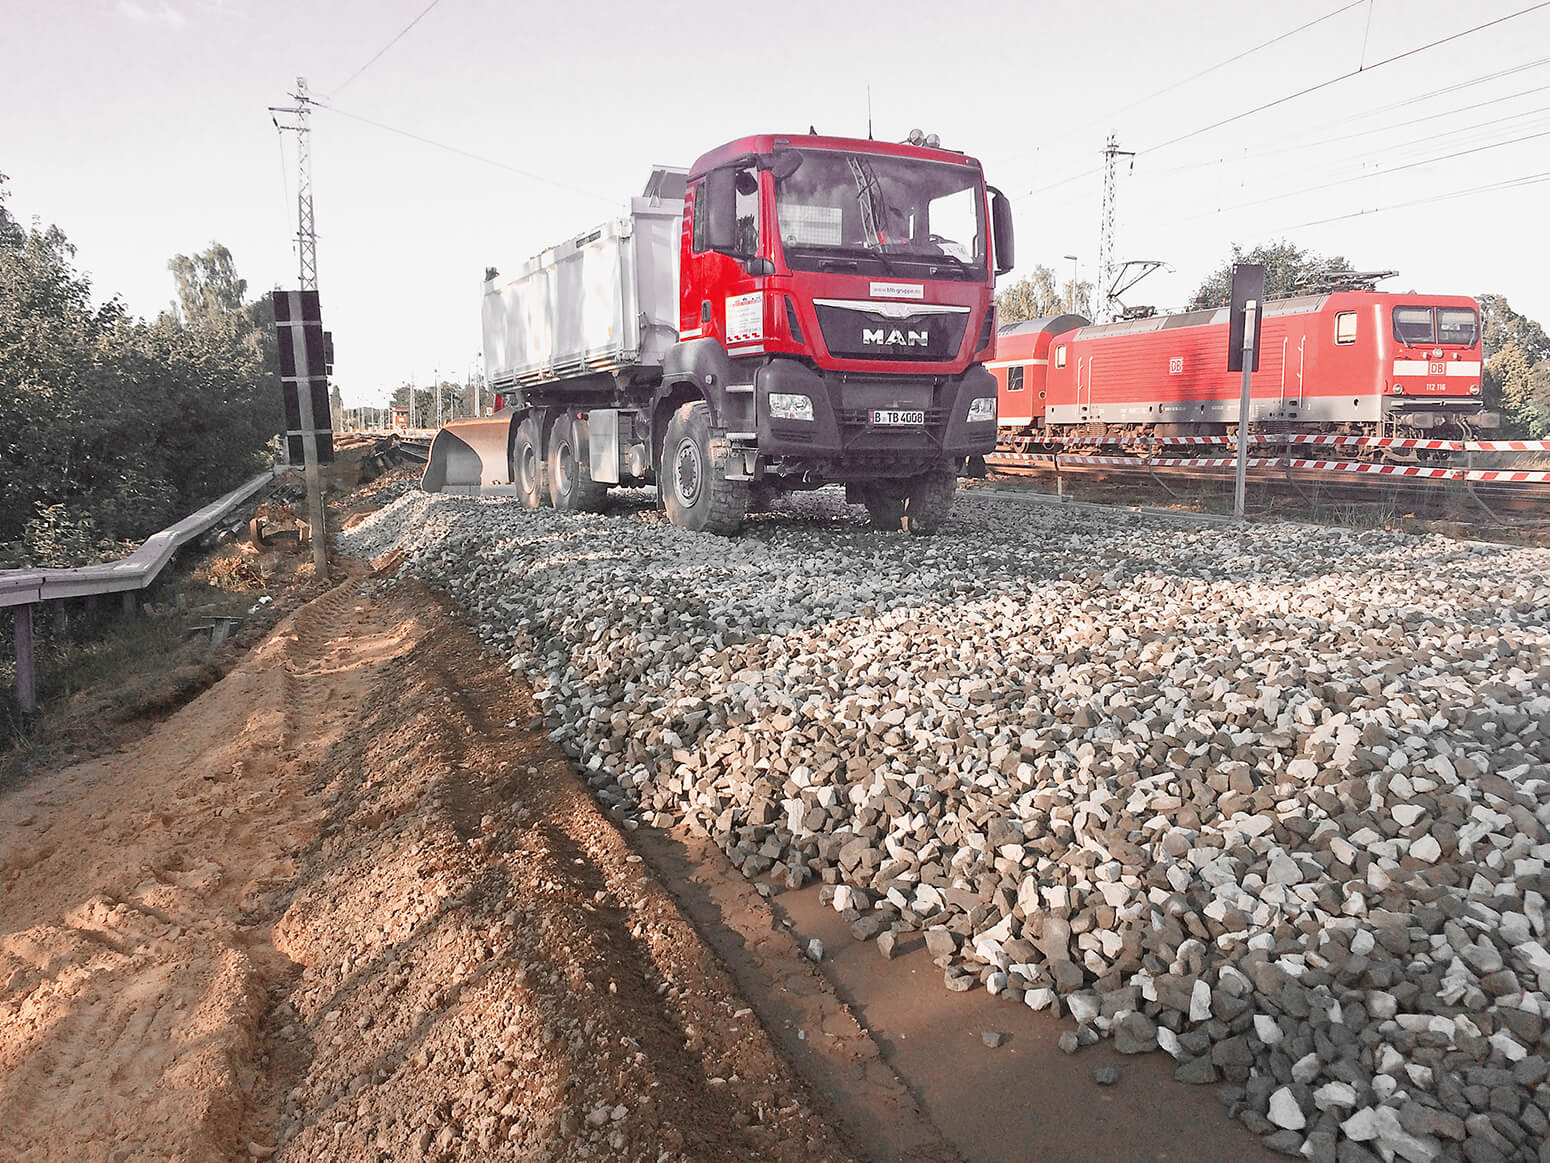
990,292,1489,440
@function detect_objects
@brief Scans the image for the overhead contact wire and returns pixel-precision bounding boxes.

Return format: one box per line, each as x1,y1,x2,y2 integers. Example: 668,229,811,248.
320,104,617,204
1141,1,1550,157
330,0,447,97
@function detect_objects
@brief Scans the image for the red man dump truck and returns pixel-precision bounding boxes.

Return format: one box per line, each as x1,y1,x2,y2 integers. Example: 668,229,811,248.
423,132,1014,534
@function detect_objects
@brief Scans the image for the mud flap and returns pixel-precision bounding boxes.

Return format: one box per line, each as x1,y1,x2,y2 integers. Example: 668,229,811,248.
422,414,520,495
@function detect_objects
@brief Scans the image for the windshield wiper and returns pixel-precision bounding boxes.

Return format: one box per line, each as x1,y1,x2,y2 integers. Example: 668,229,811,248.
863,245,902,275
927,252,975,278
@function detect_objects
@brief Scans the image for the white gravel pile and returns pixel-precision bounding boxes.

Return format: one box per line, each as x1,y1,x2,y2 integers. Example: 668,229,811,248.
341,488,1550,1163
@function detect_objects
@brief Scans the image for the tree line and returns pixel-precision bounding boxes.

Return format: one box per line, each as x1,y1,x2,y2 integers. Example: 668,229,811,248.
996,240,1550,438
0,175,282,568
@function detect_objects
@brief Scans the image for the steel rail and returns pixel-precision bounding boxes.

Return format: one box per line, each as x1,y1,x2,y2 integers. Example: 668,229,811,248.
986,452,1550,484
997,433,1550,452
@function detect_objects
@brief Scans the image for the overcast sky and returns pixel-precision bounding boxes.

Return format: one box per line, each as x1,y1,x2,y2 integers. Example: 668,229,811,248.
5,0,1548,407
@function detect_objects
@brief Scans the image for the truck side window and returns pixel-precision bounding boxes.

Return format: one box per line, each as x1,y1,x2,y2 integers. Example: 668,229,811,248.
734,169,760,256
1008,365,1025,391
1335,311,1357,344
1055,345,1067,369
691,180,707,253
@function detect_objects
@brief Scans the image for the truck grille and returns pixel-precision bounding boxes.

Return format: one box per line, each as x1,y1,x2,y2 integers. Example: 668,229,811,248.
815,303,969,362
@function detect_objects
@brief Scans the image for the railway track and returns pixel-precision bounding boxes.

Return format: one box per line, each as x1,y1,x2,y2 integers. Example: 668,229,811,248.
373,427,1549,522
985,451,1550,522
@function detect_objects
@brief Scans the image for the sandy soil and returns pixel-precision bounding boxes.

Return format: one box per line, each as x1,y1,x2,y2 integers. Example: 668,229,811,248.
0,561,869,1162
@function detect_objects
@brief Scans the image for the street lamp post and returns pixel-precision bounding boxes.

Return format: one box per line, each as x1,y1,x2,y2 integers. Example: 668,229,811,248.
1064,255,1078,314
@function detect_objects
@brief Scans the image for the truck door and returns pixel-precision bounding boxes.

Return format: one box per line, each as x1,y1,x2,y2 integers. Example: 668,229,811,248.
682,165,768,355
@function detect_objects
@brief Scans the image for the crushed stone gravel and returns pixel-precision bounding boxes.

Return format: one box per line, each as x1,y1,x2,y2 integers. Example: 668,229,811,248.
341,486,1550,1160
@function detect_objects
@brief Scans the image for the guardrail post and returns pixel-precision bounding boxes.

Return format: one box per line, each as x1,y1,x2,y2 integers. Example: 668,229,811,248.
14,604,36,716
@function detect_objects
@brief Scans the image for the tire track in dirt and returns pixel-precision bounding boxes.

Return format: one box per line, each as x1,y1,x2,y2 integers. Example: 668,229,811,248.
249,584,872,1161
0,563,414,1162
2,564,912,1162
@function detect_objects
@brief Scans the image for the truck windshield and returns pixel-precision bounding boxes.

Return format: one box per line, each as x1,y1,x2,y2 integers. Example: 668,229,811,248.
1392,305,1479,347
773,150,987,278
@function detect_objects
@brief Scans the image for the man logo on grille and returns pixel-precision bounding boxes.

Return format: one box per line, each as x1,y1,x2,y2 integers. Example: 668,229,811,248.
862,328,929,347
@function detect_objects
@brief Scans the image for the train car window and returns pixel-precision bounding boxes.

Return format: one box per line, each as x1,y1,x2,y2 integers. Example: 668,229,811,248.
1335,312,1357,344
1392,306,1435,345
1055,345,1067,369
1008,366,1025,391
1437,308,1479,346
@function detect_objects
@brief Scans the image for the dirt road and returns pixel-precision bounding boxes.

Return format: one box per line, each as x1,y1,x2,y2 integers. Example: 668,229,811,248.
0,563,889,1162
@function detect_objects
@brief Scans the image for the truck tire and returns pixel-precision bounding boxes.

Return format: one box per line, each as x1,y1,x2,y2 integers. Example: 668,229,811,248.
661,401,747,535
547,413,608,512
901,470,956,535
862,485,905,531
513,415,546,508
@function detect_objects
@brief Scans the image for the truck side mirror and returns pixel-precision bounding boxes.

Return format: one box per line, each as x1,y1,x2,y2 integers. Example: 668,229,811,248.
704,168,740,253
990,187,1015,275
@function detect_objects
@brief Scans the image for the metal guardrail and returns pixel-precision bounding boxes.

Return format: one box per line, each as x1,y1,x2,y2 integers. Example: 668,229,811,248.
4,466,281,714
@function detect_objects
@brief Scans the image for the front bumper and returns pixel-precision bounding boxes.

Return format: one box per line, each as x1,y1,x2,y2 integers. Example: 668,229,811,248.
749,362,997,476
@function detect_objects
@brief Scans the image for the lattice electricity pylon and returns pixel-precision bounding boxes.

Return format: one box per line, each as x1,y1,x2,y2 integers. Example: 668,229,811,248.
1097,133,1134,323
269,77,319,291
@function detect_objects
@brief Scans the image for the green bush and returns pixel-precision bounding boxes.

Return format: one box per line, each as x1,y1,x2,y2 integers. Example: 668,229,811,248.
0,174,281,567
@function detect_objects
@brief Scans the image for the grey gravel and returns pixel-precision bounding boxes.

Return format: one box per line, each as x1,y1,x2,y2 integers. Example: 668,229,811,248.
342,485,1550,1157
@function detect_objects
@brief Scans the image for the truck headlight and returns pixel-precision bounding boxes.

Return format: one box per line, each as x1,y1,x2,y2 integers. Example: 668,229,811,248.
967,396,997,422
768,393,814,421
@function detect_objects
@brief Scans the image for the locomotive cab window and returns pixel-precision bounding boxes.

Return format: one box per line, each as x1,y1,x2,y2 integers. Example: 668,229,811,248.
1392,305,1479,346
1055,345,1067,369
1335,311,1357,344
1438,307,1479,346
1393,306,1434,345
1008,365,1025,392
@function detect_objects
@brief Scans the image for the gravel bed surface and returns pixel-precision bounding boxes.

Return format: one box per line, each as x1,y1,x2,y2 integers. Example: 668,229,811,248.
341,488,1550,1163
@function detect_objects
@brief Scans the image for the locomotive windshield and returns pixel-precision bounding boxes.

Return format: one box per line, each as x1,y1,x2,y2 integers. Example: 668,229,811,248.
1392,305,1479,347
773,150,987,279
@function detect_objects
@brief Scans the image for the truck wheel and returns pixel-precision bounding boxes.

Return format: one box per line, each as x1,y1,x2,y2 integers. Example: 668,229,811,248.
547,413,608,512
862,485,905,531
513,415,546,508
661,401,747,535
901,470,956,535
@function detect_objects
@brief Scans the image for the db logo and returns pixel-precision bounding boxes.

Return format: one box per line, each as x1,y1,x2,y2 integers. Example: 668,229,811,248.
1428,360,1445,376
1169,357,1183,375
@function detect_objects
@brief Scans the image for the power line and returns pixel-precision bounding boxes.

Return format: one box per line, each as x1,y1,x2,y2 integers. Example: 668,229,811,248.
331,0,447,97
1142,1,1550,157
1006,0,1367,172
1282,169,1550,228
1025,57,1550,208
319,103,618,204
1191,126,1550,219
1145,89,1550,184
1019,9,1550,204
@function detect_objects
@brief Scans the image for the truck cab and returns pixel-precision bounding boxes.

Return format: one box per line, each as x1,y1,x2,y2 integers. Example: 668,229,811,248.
659,133,1014,530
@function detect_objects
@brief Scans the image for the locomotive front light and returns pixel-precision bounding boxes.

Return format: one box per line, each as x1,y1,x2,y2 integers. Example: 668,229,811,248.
1392,384,1405,394
967,396,997,423
768,392,814,422
1470,383,1482,394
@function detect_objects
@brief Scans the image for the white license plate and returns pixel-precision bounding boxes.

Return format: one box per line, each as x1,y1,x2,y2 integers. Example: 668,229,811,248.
871,409,926,426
